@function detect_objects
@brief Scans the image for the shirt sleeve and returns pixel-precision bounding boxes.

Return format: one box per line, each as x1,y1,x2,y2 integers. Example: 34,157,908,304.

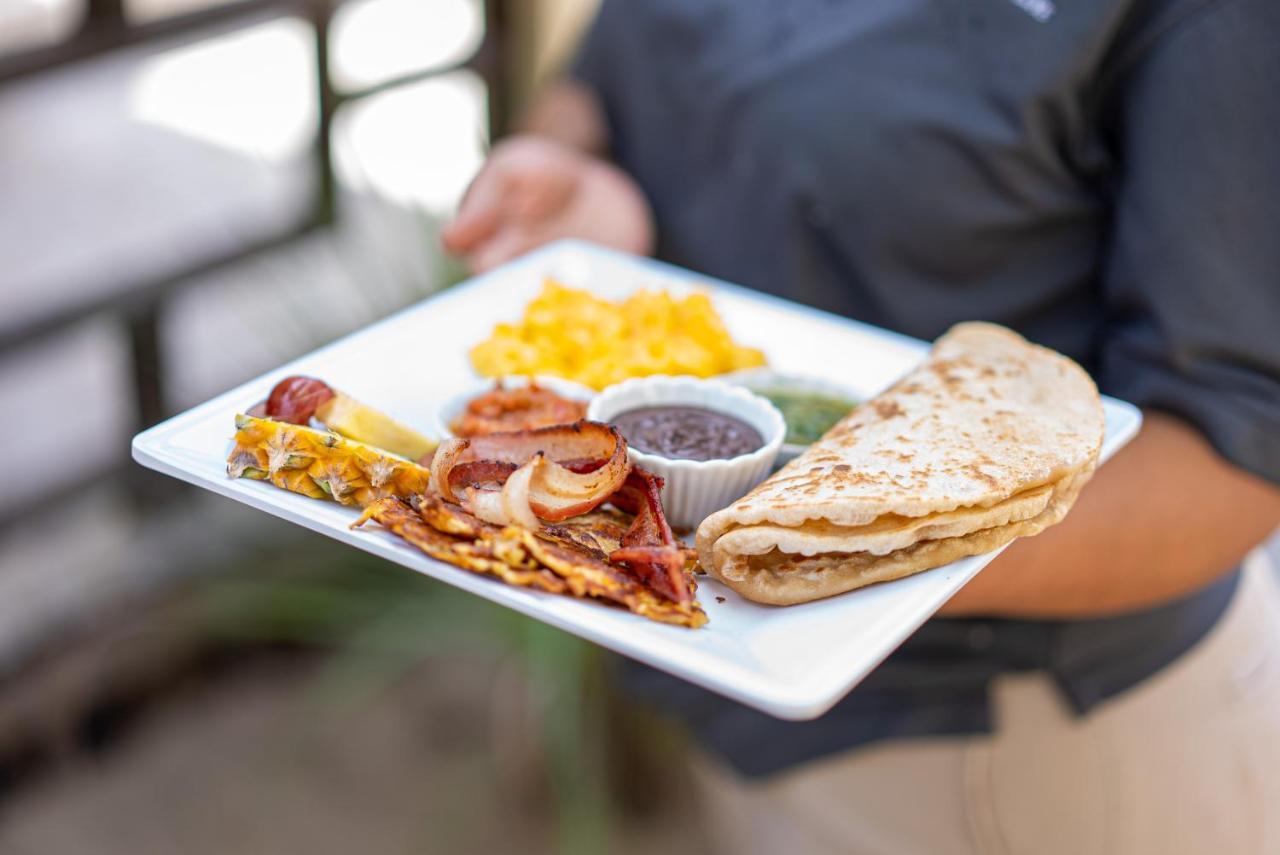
1097,0,1280,484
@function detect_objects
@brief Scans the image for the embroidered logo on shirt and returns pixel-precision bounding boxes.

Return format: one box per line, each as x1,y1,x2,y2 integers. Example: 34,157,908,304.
1008,0,1055,21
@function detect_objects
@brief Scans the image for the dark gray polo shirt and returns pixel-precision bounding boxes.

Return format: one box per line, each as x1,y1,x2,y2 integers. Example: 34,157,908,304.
573,0,1280,776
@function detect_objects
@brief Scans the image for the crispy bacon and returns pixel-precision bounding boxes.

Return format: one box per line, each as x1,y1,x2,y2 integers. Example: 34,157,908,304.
609,547,690,602
423,422,695,606
353,498,567,595
265,376,335,425
607,469,695,604
448,460,518,489
360,495,706,628
449,381,588,437
431,421,631,524
499,455,543,530
460,421,620,467
429,437,470,503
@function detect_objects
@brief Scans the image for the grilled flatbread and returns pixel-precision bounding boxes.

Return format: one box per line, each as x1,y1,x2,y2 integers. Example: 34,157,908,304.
696,322,1105,605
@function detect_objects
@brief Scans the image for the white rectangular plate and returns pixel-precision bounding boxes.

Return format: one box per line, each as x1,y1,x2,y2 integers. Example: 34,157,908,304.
133,241,1141,720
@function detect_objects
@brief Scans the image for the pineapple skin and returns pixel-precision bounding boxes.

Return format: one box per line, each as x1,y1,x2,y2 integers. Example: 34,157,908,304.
227,414,430,507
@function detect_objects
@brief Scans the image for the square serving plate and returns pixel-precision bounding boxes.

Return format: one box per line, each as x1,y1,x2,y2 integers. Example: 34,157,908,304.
132,240,1141,720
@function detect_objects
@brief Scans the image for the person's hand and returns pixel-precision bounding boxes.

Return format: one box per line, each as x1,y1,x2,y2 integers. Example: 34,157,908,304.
441,136,655,272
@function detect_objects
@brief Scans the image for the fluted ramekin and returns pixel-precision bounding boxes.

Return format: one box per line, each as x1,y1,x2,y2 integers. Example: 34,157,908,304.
587,376,785,531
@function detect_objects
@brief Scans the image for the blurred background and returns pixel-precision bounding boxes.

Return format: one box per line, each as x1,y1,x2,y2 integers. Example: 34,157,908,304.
0,1,707,852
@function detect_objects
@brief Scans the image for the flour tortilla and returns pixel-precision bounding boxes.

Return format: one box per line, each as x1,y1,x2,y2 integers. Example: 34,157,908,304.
696,323,1105,605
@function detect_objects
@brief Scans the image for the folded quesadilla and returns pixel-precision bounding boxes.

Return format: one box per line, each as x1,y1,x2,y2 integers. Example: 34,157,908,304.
696,322,1105,605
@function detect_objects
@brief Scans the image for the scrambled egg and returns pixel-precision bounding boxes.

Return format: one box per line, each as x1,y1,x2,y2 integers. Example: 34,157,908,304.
470,280,767,390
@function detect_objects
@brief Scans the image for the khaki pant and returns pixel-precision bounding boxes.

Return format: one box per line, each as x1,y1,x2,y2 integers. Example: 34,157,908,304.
693,548,1280,855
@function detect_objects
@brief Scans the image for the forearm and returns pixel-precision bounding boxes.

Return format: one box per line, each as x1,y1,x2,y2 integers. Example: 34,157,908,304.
940,411,1280,619
517,81,610,157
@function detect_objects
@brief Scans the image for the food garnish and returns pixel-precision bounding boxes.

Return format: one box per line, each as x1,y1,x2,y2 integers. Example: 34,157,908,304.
756,388,858,446
612,405,764,461
266,376,335,425
264,376,437,461
449,381,588,437
469,280,766,390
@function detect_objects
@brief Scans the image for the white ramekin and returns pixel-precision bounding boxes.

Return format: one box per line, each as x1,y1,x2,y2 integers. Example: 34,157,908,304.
432,375,596,439
587,376,785,531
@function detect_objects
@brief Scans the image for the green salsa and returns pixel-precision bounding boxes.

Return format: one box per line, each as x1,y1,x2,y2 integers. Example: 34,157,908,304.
758,388,858,446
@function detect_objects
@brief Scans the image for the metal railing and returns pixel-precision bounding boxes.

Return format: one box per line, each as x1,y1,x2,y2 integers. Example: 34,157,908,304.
0,0,514,529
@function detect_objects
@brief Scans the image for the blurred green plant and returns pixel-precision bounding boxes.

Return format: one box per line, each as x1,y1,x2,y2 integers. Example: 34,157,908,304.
192,536,620,855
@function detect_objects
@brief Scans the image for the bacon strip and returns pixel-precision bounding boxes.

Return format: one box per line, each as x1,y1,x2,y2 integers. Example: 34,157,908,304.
429,437,470,502
448,460,518,490
499,455,543,530
353,498,566,594
363,495,707,627
462,421,619,464
431,421,631,524
607,469,695,604
425,422,695,606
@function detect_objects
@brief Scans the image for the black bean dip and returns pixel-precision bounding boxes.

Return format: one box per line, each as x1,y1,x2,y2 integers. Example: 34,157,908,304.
612,406,764,461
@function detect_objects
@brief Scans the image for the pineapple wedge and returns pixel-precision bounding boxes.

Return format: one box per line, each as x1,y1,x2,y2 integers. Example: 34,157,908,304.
228,414,431,507
314,392,437,462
